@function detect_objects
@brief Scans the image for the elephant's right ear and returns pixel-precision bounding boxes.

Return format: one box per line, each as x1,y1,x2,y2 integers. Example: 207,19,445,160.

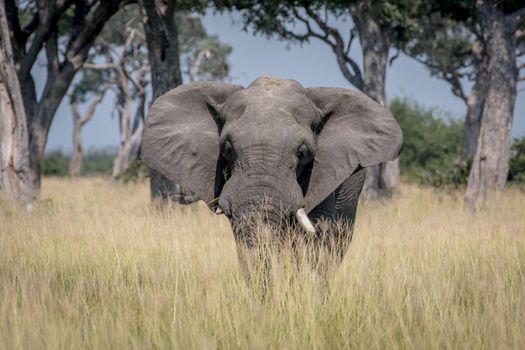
141,82,244,204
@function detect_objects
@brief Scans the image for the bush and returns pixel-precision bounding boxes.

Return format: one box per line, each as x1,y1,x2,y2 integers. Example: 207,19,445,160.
42,149,117,177
114,159,150,183
82,149,115,176
42,151,69,176
509,136,525,184
390,97,466,188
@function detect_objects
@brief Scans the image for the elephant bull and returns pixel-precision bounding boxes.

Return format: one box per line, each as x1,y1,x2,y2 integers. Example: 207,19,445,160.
141,77,402,266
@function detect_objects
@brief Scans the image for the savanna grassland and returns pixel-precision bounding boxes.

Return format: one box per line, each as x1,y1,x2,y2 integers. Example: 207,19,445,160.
1,178,524,349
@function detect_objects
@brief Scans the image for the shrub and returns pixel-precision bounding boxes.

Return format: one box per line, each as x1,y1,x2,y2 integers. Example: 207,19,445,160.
42,151,69,176
82,149,115,176
390,97,466,188
508,136,525,184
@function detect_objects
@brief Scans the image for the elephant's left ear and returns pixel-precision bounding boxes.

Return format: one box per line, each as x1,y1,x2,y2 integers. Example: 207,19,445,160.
304,87,403,212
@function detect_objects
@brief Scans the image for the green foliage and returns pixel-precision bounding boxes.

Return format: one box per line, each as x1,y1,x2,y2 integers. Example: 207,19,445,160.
178,13,232,81
42,150,116,177
404,13,474,82
69,70,109,103
99,4,144,46
509,137,525,184
391,97,466,188
42,152,69,176
220,0,426,47
82,150,115,176
114,159,150,183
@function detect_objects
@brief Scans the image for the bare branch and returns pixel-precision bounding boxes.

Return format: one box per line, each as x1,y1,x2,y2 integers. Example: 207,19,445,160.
65,0,132,70
301,6,363,89
79,88,108,125
516,29,525,42
83,62,119,71
45,29,60,75
445,72,467,103
509,6,525,27
189,49,210,82
19,0,73,77
389,48,400,66
345,27,357,57
71,101,82,121
408,53,468,103
290,8,331,43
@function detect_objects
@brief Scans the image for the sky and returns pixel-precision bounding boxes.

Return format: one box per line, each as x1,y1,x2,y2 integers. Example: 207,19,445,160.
44,11,525,153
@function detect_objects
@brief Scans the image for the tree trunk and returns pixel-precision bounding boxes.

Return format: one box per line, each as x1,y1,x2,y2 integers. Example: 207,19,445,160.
139,0,191,204
112,125,143,178
28,65,77,189
466,2,517,209
463,50,490,158
69,93,104,177
3,0,127,197
0,3,34,206
69,110,83,177
353,3,400,198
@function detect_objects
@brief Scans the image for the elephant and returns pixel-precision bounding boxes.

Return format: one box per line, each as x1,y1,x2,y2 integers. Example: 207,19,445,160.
141,77,402,267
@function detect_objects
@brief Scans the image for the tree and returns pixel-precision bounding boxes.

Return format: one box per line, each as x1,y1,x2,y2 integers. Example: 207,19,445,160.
398,0,525,207
0,1,33,206
0,0,130,205
224,0,420,197
402,13,484,157
83,26,149,179
68,84,108,177
416,0,525,208
178,13,233,82
138,0,234,204
464,0,525,208
67,4,231,185
135,0,183,204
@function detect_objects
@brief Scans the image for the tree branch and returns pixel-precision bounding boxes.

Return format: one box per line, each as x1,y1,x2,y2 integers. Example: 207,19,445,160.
189,48,210,82
4,0,23,57
300,6,363,89
46,29,60,75
83,62,119,71
444,72,468,103
79,87,108,125
65,0,131,70
345,27,357,57
71,101,82,122
509,6,525,27
19,0,72,77
408,53,468,103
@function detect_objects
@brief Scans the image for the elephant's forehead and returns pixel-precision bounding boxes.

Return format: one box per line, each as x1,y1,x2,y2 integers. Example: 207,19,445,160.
247,76,304,91
225,88,318,122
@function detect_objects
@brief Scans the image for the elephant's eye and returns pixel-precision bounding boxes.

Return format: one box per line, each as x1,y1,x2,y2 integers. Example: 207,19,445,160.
297,144,311,160
221,139,235,161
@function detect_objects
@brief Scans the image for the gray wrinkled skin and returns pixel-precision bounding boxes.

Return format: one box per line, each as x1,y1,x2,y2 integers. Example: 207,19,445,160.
141,77,402,263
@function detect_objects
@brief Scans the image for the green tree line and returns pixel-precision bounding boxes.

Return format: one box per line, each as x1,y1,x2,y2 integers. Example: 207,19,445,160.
42,98,525,187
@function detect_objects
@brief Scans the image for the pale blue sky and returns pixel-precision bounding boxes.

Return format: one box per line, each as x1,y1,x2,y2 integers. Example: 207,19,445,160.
45,11,525,153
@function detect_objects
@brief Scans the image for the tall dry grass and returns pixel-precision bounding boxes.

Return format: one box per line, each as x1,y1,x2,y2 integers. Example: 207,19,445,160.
0,177,524,349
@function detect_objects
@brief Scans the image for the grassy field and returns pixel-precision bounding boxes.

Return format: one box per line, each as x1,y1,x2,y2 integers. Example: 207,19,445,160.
1,178,524,349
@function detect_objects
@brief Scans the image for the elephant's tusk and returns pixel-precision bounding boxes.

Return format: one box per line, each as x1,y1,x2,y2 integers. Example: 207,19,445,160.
295,208,316,235
215,207,224,215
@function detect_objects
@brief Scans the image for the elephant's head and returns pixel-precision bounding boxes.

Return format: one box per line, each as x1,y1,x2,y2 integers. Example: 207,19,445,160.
141,77,402,246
